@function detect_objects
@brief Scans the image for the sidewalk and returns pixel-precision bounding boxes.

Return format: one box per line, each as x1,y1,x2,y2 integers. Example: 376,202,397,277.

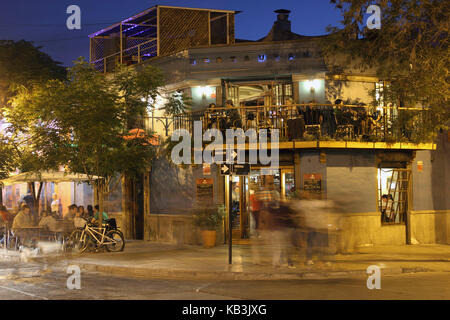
48,241,450,281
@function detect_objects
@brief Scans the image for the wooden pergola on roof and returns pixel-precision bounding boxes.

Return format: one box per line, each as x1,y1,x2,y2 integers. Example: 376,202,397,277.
89,5,239,72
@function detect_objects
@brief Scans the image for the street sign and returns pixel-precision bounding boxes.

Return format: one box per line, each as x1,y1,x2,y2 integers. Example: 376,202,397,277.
233,164,250,175
231,150,237,161
220,164,231,175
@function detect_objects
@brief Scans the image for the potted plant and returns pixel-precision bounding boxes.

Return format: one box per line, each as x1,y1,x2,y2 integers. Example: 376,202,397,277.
192,206,223,248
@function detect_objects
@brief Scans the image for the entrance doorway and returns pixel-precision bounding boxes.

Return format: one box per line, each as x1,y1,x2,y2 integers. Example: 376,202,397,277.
226,167,294,241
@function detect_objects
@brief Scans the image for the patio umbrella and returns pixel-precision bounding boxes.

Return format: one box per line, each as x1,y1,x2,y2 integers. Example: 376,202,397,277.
0,170,99,186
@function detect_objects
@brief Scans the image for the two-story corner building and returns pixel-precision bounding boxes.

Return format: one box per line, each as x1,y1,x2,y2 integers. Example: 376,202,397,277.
89,5,450,250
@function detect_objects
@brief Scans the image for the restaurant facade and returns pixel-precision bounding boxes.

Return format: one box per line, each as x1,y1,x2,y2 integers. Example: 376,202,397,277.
87,5,449,250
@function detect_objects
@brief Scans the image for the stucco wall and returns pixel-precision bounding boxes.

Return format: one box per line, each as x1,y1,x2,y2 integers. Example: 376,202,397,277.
145,214,225,245
300,151,327,193
410,211,450,244
326,151,377,213
150,159,222,215
337,213,406,252
413,151,435,211
411,131,450,244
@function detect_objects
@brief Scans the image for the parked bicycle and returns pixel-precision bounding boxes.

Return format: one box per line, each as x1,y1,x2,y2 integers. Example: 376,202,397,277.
66,218,125,253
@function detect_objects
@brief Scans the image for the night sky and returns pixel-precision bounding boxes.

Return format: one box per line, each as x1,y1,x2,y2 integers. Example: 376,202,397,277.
0,0,343,67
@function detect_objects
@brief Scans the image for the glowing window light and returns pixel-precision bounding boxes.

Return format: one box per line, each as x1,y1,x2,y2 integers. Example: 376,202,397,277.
199,86,215,98
305,79,322,92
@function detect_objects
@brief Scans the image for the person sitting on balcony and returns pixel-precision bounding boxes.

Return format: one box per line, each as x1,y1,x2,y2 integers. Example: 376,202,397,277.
368,110,382,135
357,105,370,136
207,103,225,130
321,101,337,137
354,104,368,136
225,100,242,128
334,99,345,125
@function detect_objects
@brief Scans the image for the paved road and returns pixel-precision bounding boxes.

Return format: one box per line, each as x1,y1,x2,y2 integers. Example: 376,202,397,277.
0,262,448,300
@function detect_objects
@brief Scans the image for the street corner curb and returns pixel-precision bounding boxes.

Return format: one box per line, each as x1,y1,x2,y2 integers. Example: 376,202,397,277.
75,263,434,281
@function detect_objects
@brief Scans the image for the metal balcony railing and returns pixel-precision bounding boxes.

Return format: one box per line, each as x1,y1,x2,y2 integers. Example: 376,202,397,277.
166,103,433,144
138,103,433,145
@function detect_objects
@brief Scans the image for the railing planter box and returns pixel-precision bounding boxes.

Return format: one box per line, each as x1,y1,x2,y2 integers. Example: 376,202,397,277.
318,141,346,148
295,141,318,148
346,142,375,149
279,141,294,149
374,142,401,149
413,143,436,150
400,143,419,149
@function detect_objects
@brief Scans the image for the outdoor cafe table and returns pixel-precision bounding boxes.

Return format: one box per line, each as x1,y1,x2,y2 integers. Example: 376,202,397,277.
14,226,44,238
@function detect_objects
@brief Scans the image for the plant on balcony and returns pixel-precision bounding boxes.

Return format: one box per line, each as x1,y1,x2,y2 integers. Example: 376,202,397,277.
318,135,333,141
303,134,317,141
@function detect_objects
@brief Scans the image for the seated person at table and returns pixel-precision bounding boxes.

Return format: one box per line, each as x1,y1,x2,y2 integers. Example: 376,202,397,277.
74,209,87,229
39,210,59,232
12,204,34,231
225,100,242,128
91,205,109,225
65,204,77,221
59,204,77,232
86,205,94,219
12,204,37,245
77,206,87,219
0,204,12,228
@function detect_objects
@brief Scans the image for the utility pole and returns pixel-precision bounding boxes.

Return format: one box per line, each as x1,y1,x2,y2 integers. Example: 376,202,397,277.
228,173,233,264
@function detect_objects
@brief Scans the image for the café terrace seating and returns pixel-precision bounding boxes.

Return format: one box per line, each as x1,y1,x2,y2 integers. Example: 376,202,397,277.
170,103,432,144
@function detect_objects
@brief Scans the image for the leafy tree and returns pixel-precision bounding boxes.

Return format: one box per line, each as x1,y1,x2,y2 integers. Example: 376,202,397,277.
322,0,449,132
0,40,66,110
9,58,165,220
0,40,66,207
0,134,15,180
161,91,192,116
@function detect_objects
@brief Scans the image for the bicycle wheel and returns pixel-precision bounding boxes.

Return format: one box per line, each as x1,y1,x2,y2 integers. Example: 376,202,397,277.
66,229,88,253
105,230,125,252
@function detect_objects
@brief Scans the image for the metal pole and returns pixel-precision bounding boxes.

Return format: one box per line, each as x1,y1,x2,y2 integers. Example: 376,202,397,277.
120,23,123,65
228,174,233,264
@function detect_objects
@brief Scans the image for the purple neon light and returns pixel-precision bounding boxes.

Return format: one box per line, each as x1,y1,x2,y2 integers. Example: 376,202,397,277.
89,6,157,38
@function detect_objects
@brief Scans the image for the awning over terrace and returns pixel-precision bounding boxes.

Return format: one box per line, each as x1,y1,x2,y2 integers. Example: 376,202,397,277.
0,171,99,186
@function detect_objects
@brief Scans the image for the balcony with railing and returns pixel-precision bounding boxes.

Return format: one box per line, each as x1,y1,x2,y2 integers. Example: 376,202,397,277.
89,5,236,73
156,103,436,150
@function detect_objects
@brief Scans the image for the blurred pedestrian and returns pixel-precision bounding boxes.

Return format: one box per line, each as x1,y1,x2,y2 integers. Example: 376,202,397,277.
291,197,339,266
249,187,261,238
